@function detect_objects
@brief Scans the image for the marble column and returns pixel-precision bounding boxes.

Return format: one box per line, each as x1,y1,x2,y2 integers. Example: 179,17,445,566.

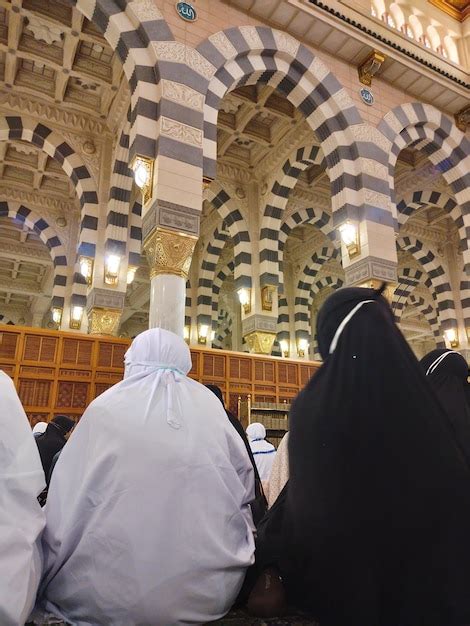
143,227,197,337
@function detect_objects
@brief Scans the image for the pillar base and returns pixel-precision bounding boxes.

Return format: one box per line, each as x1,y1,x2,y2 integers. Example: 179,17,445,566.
244,331,277,355
87,307,122,336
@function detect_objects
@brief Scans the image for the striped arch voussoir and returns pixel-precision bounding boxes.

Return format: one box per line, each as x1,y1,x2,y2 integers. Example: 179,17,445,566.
397,235,454,330
204,184,251,291
197,26,367,232
260,144,328,288
73,0,173,159
0,201,68,308
408,292,444,348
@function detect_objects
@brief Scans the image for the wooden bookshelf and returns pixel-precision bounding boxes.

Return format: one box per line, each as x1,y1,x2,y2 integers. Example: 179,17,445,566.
0,325,321,427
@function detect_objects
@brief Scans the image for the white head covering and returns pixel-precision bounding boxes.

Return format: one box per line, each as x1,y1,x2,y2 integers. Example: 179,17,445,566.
33,421,48,435
247,422,266,442
39,329,255,626
0,370,45,625
246,422,276,481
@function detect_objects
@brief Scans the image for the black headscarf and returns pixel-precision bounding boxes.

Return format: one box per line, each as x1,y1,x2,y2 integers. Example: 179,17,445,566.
36,415,74,483
205,384,267,525
420,349,470,467
287,287,470,625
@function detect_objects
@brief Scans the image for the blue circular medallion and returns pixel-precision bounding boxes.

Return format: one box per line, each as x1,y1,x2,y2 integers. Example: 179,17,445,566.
360,87,374,106
176,1,197,21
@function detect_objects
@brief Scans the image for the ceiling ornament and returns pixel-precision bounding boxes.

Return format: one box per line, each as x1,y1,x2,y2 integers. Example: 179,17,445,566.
75,78,99,92
25,15,64,45
61,132,101,182
0,185,78,216
14,143,38,155
82,140,96,155
0,91,108,135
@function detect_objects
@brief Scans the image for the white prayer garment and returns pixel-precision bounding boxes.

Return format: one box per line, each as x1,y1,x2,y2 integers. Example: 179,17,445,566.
38,328,255,626
246,422,276,482
0,370,45,626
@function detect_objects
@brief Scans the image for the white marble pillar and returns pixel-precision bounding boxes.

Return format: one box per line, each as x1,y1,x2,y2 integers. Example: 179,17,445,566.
149,274,186,336
143,228,197,339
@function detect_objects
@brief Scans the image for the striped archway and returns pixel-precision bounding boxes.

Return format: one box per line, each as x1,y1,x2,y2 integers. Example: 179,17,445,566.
204,183,252,289
294,246,340,341
197,223,230,328
0,116,100,307
260,144,326,287
0,202,68,309
73,0,173,160
397,235,453,331
408,292,444,348
378,103,470,274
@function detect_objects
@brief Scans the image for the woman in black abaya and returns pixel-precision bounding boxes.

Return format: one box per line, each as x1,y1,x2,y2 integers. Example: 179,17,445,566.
259,286,470,626
420,348,470,466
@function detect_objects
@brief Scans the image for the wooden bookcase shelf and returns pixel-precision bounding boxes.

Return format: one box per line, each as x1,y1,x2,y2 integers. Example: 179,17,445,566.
0,325,321,428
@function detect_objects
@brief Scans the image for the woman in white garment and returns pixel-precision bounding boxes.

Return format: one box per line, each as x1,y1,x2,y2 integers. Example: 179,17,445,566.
246,423,276,492
0,370,45,626
38,328,255,626
267,432,289,508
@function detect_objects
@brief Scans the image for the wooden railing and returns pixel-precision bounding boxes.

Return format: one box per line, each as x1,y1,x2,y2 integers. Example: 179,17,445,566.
0,325,321,425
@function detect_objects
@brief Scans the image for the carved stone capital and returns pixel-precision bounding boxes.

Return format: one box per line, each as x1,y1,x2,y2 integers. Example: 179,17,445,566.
242,314,278,336
86,288,126,311
143,227,197,280
87,308,122,336
244,331,277,355
345,256,397,286
142,200,200,240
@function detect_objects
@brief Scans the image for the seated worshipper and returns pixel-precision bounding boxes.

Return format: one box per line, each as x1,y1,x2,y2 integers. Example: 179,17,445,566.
254,286,470,626
0,370,45,626
32,421,47,438
38,329,255,626
246,422,276,490
267,431,289,508
421,349,470,466
206,384,267,525
35,415,74,481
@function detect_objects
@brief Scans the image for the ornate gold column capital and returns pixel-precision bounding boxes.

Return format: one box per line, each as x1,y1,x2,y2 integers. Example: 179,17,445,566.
244,331,277,355
143,227,197,280
88,307,122,336
359,279,396,304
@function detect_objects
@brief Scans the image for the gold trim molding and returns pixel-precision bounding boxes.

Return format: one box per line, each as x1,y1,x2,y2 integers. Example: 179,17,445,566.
428,0,469,21
88,307,122,336
244,331,277,355
143,227,197,280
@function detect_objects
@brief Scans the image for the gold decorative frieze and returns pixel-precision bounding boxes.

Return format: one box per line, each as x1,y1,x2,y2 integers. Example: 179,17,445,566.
143,227,197,280
429,0,469,21
87,308,122,336
244,331,277,355
358,50,386,86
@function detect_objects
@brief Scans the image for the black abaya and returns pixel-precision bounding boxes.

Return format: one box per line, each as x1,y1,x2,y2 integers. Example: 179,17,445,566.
420,348,470,467
259,287,470,626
